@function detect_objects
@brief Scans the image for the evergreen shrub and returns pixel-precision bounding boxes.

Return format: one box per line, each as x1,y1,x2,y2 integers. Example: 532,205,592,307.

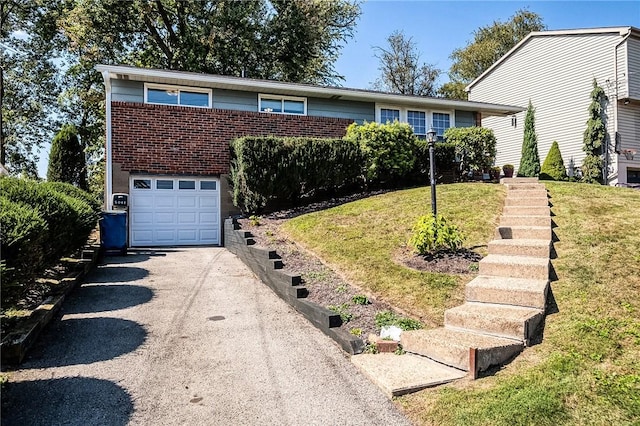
540,141,568,181
518,100,541,177
409,214,465,255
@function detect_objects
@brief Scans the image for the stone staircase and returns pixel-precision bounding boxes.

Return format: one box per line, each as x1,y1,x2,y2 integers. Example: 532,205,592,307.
401,177,552,377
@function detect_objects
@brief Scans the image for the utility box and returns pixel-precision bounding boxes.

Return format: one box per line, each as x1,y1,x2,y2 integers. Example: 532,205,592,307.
100,210,127,255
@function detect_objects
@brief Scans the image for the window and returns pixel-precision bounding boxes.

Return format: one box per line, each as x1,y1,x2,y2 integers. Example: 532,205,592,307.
156,180,174,190
407,110,426,138
145,84,211,108
178,180,196,190
133,179,151,189
259,94,306,115
380,108,400,124
432,112,451,138
200,181,217,190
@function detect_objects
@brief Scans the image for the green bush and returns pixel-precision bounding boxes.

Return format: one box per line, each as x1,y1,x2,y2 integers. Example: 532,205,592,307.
0,196,48,286
42,181,101,212
408,214,465,255
374,310,423,331
540,141,568,181
412,141,457,180
230,136,364,214
518,100,541,177
443,127,496,176
343,121,416,184
47,123,87,190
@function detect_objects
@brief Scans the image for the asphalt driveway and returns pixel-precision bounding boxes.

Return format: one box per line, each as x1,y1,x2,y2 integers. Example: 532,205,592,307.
2,248,411,426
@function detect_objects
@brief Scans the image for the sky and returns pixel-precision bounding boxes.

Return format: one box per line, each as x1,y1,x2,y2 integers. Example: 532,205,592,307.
36,0,640,177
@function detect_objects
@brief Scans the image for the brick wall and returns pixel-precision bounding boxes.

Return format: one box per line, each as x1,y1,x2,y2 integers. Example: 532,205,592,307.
111,102,353,175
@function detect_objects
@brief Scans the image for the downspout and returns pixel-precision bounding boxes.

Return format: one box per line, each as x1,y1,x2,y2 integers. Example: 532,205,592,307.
610,29,632,184
100,70,113,210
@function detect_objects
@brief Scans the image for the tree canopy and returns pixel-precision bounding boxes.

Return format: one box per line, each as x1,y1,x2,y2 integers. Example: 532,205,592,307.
372,30,440,96
441,9,545,99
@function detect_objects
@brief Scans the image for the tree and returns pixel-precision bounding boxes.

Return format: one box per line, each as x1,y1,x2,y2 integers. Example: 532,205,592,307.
441,9,545,100
47,124,87,189
540,141,567,181
518,100,540,177
372,30,440,96
581,79,607,184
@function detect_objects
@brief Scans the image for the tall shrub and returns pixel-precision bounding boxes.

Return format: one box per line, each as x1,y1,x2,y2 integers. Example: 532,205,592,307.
582,79,607,184
518,100,540,177
343,121,416,184
47,124,88,190
540,141,567,181
443,126,496,176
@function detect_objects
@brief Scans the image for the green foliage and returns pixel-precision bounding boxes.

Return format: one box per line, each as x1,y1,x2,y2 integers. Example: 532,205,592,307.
443,126,496,176
540,141,568,181
373,30,440,96
448,9,545,85
41,181,101,213
229,136,364,214
374,310,423,331
328,303,354,323
438,81,468,100
248,215,261,226
409,214,465,255
47,124,87,189
349,328,363,336
412,141,457,179
351,294,370,305
344,121,416,184
582,79,607,184
518,100,541,177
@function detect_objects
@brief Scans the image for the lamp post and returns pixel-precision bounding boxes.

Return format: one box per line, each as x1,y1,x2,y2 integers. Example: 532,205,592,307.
427,127,437,218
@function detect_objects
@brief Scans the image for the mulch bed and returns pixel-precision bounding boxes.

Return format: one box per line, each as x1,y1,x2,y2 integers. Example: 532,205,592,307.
237,193,481,342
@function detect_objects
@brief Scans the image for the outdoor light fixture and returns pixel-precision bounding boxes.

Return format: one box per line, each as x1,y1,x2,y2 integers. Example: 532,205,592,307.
426,127,437,218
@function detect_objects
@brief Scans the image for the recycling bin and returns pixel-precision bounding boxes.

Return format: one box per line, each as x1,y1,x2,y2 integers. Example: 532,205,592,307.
100,210,127,255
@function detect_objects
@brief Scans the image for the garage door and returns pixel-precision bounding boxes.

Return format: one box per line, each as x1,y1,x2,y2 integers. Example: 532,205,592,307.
129,176,220,246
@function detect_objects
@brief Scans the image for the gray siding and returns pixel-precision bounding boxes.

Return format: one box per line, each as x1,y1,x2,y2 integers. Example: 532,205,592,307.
626,37,640,99
617,103,640,183
112,80,144,103
617,40,628,98
454,110,475,128
469,33,620,175
307,98,374,124
212,89,257,111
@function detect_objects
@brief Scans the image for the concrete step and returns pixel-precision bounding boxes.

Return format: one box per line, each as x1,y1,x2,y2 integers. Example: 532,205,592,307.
506,189,548,199
500,215,551,227
504,197,549,207
465,275,549,309
401,328,523,372
496,225,551,240
444,302,544,344
501,177,539,184
505,183,547,191
503,205,550,216
479,254,550,280
488,238,551,258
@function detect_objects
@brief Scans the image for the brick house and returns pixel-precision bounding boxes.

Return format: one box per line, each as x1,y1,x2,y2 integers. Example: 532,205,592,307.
97,64,522,247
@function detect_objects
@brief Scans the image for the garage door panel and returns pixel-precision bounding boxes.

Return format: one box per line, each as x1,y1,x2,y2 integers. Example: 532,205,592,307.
130,176,220,246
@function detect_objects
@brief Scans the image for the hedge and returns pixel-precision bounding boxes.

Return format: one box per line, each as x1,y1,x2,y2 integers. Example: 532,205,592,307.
0,178,100,289
230,136,364,214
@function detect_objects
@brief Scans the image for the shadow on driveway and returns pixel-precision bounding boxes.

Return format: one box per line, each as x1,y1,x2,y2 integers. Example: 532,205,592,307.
86,265,149,283
1,377,133,426
62,284,154,314
22,317,147,369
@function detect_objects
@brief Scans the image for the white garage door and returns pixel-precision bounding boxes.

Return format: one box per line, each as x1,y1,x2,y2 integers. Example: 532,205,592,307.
129,176,220,246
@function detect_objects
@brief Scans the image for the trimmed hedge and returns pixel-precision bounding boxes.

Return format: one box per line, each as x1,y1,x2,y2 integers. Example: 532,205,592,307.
0,177,100,289
412,141,457,179
230,136,364,214
540,141,568,181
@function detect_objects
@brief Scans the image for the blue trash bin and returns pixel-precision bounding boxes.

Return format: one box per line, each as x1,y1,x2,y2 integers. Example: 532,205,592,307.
100,210,127,255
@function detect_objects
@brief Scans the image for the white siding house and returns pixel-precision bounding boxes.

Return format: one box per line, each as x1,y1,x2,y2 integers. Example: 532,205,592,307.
467,27,640,185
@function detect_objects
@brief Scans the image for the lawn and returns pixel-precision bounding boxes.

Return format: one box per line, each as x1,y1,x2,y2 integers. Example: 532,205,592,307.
282,181,640,425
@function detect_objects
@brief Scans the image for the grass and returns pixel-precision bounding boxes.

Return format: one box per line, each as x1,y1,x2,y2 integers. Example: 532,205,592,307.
283,181,640,425
283,183,504,324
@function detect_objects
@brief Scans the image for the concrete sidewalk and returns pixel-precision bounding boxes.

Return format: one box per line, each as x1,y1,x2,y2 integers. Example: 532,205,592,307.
1,248,410,426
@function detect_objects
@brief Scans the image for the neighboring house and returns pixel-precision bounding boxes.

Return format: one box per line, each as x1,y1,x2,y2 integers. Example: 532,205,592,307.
97,64,522,247
467,26,640,185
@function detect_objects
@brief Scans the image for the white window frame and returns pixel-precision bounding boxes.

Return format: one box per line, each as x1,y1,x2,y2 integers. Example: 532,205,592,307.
258,94,307,115
375,104,455,139
144,83,212,108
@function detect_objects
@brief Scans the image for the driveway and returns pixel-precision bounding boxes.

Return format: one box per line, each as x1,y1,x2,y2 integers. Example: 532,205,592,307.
1,248,411,426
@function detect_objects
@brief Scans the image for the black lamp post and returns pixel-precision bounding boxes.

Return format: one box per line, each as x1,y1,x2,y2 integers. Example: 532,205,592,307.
427,127,437,218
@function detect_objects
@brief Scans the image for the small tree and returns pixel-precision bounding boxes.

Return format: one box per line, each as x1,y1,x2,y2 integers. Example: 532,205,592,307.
443,127,496,177
581,79,607,184
518,100,540,177
47,124,87,189
540,141,567,181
